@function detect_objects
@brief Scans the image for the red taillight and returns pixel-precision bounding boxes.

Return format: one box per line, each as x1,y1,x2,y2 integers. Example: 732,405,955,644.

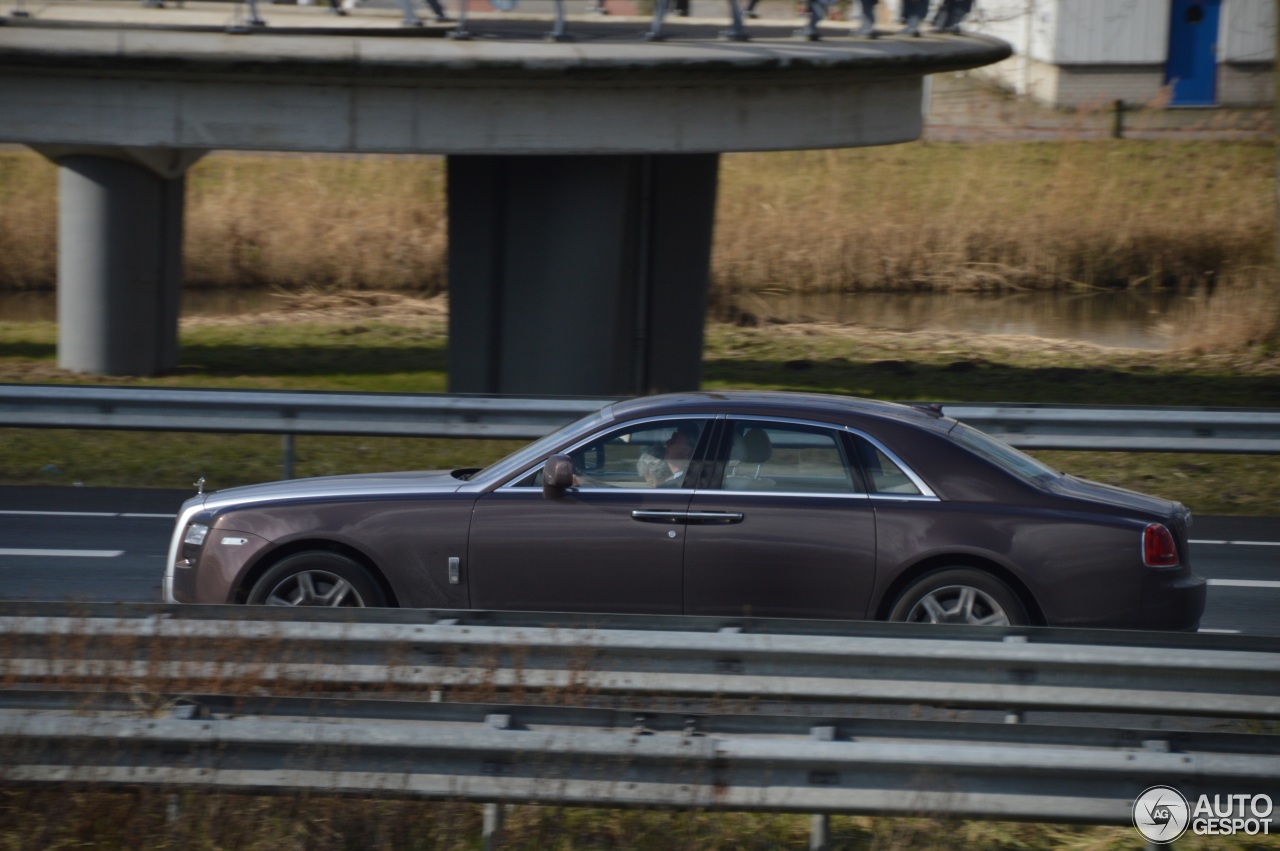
1143,523,1179,567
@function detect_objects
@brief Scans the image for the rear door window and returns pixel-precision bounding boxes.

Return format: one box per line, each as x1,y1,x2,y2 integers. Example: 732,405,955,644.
718,421,861,494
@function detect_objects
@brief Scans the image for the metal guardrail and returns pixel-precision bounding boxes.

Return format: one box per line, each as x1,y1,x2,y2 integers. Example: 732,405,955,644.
1,602,1278,838
944,402,1280,454
3,385,1279,463
0,384,611,440
7,608,1280,717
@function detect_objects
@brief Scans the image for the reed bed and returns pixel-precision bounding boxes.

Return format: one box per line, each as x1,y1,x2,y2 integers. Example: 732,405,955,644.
0,140,1272,300
713,141,1274,296
0,153,57,291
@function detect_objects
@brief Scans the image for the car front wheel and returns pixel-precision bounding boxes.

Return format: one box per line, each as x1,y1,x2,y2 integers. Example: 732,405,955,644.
888,568,1028,626
247,551,387,608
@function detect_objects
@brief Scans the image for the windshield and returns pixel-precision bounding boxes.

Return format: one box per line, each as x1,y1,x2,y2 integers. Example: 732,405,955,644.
949,423,1059,485
471,408,612,484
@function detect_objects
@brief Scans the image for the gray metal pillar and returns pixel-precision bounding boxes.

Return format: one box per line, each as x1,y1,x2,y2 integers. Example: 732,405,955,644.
37,147,204,376
482,802,504,850
447,153,718,397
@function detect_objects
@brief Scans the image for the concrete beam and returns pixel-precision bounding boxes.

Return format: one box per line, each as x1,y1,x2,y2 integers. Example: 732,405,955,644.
0,22,1011,156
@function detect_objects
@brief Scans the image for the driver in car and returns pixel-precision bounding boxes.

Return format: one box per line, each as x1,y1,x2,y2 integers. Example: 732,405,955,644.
637,424,697,487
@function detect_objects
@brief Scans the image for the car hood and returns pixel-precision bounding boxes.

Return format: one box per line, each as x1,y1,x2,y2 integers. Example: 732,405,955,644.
1050,474,1184,521
198,470,467,512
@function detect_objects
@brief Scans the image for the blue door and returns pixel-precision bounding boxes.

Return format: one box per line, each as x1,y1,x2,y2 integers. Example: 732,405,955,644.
1166,0,1220,106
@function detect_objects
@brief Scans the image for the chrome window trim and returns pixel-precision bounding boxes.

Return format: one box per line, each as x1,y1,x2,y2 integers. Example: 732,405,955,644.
865,493,941,504
708,489,872,501
498,414,719,492
706,414,939,500
495,412,941,502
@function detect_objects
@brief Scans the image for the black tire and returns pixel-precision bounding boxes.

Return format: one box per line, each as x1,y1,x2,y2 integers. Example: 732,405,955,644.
246,551,388,608
888,567,1028,626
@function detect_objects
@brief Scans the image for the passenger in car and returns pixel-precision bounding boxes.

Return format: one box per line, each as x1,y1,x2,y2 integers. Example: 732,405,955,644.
637,444,673,487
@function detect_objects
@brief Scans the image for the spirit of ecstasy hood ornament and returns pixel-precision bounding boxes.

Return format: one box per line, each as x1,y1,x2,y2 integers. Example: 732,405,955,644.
194,476,205,495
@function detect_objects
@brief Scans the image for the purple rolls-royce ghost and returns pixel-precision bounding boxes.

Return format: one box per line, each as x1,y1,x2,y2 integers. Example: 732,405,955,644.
165,391,1205,629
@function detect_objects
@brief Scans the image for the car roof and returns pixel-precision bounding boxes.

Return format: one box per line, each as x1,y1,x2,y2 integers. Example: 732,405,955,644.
607,391,954,435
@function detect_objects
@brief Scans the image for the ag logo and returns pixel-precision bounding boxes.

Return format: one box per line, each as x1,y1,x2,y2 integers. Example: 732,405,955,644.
1133,785,1190,843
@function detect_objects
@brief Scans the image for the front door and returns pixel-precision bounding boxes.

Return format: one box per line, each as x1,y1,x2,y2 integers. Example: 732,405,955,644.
1166,0,1220,107
466,417,710,614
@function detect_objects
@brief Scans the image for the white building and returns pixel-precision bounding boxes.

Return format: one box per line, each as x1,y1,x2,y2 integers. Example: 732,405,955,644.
930,0,1275,108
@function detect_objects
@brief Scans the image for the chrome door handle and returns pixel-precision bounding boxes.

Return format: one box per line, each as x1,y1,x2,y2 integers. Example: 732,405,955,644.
631,510,687,524
684,511,744,524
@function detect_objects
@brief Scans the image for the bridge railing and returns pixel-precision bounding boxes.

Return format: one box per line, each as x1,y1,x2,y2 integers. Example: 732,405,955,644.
2,384,1278,476
1,601,1278,844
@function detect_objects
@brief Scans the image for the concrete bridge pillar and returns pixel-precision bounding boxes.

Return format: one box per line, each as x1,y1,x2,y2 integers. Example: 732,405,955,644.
34,147,205,376
447,153,718,396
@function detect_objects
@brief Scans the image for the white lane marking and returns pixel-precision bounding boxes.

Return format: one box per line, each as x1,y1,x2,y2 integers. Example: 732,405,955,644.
1191,539,1280,547
0,510,117,518
1199,628,1243,634
0,548,124,558
1207,579,1280,589
0,510,174,520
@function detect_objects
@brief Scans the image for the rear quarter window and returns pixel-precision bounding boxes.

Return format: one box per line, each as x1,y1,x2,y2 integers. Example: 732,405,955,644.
949,423,1059,486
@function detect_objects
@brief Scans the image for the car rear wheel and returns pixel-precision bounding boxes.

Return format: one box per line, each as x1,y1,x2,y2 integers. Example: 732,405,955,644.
247,551,387,608
888,568,1028,626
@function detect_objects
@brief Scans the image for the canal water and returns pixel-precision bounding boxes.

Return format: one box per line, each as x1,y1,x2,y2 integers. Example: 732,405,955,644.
721,289,1205,350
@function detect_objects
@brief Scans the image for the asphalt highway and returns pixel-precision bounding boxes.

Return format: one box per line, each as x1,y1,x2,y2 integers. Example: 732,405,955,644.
0,486,1276,636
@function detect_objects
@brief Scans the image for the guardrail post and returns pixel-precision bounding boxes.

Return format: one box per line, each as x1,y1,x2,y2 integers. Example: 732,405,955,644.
482,803,504,851
165,703,206,827
1141,741,1174,851
1004,636,1027,724
482,713,511,850
809,725,836,851
809,814,830,851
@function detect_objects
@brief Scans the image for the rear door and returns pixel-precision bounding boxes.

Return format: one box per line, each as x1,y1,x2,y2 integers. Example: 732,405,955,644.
682,418,878,620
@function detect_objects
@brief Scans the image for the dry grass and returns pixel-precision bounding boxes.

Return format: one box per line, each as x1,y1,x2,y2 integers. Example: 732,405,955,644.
184,154,450,292
1171,269,1280,353
0,153,57,290
713,142,1273,297
0,141,1272,304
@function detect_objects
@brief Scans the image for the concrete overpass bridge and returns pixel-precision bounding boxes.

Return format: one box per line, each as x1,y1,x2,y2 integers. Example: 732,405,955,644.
0,2,1009,395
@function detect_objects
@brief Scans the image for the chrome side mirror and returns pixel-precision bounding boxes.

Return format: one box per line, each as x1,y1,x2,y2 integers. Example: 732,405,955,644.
542,454,574,499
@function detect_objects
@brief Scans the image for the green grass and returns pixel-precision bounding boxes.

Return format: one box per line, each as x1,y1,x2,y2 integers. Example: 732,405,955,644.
4,790,1278,851
2,313,1278,514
